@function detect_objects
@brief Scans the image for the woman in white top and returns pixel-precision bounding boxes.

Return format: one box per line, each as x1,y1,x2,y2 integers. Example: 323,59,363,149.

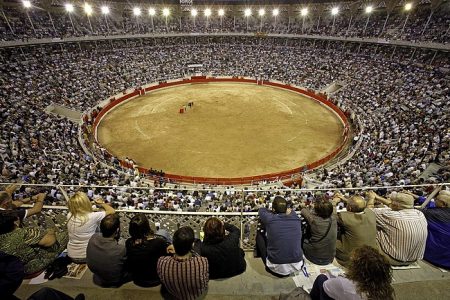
67,191,115,263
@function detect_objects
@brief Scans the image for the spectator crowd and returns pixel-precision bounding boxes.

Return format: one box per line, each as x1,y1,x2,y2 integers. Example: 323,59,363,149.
0,1,448,297
0,2,448,44
1,185,449,299
1,36,448,200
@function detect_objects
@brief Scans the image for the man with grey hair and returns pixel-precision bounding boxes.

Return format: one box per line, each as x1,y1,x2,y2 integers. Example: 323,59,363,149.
368,191,428,266
332,193,378,267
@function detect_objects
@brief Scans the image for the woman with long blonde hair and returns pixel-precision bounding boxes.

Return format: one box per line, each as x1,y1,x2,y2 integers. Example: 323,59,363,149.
67,191,115,263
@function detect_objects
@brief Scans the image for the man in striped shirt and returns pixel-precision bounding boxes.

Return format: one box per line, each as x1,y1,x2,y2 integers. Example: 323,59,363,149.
157,226,209,300
368,191,428,266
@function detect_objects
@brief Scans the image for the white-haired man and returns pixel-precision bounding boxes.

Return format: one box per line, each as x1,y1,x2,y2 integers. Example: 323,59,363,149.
368,191,428,266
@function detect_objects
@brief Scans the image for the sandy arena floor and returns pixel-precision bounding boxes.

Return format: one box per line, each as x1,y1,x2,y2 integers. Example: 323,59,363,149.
97,82,344,178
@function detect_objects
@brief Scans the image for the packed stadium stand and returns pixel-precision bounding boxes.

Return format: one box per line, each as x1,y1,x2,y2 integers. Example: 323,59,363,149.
0,0,449,299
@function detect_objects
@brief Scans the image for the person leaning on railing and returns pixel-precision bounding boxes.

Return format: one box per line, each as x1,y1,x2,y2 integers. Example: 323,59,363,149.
0,209,68,275
66,191,115,264
0,183,47,220
420,189,450,269
125,213,173,287
367,190,428,266
300,197,337,266
331,193,378,268
193,217,246,279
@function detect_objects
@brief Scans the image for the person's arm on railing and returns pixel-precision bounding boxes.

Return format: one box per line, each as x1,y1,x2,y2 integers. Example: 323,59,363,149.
331,193,349,205
420,186,442,209
366,191,376,208
24,193,47,217
370,191,392,207
300,207,314,224
94,198,115,215
4,183,20,196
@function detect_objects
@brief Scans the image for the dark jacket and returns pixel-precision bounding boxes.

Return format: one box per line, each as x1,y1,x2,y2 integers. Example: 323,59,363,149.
258,208,303,264
301,208,337,265
126,237,168,287
422,207,450,269
86,234,127,287
195,223,246,279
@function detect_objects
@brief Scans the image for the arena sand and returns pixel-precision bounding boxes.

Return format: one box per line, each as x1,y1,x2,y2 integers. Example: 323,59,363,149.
97,82,344,178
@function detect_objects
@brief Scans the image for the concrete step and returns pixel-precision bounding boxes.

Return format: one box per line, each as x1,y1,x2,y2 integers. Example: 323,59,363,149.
45,104,82,123
14,253,450,299
419,162,443,180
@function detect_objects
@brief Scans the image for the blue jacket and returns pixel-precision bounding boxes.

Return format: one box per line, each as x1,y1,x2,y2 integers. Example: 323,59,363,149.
259,208,303,264
422,207,450,269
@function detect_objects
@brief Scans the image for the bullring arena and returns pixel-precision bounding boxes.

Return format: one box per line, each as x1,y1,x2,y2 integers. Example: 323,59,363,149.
97,80,346,179
1,0,450,299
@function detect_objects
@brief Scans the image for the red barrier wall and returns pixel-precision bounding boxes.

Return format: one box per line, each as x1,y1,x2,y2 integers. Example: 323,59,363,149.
92,78,349,185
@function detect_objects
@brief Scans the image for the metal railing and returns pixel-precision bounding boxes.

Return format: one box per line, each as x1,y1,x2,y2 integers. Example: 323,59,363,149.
2,182,448,250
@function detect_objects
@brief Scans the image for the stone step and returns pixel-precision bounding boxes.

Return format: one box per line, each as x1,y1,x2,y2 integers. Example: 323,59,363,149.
14,253,450,299
45,104,82,123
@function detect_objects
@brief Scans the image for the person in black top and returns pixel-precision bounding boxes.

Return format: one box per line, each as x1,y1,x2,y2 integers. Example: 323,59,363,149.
125,213,171,287
194,217,246,279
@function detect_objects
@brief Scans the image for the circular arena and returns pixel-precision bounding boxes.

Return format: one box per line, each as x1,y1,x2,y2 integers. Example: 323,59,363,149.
96,80,347,180
0,1,450,299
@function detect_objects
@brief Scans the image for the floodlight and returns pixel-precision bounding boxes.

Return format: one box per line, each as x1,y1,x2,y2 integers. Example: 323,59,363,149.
65,3,74,13
162,8,170,17
405,3,412,11
331,7,339,15
204,8,211,17
365,6,373,13
258,8,265,17
244,8,251,17
148,8,156,16
301,8,308,17
272,8,279,17
23,0,32,8
191,9,198,17
101,6,109,15
133,7,141,16
84,3,92,15
218,9,225,17
84,3,93,16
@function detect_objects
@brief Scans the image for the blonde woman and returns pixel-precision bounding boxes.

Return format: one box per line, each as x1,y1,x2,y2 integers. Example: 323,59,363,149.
67,191,115,263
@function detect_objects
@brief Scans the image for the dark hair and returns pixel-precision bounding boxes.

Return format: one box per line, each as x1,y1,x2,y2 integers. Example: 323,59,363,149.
173,226,195,256
129,213,154,240
203,217,225,243
314,200,333,219
272,196,287,213
347,246,394,300
0,211,19,234
100,214,120,238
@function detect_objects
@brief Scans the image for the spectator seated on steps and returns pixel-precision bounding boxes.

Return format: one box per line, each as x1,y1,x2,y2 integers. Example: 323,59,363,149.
421,189,450,269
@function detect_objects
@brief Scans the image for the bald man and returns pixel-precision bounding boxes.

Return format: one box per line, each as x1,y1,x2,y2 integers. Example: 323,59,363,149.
332,194,378,267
